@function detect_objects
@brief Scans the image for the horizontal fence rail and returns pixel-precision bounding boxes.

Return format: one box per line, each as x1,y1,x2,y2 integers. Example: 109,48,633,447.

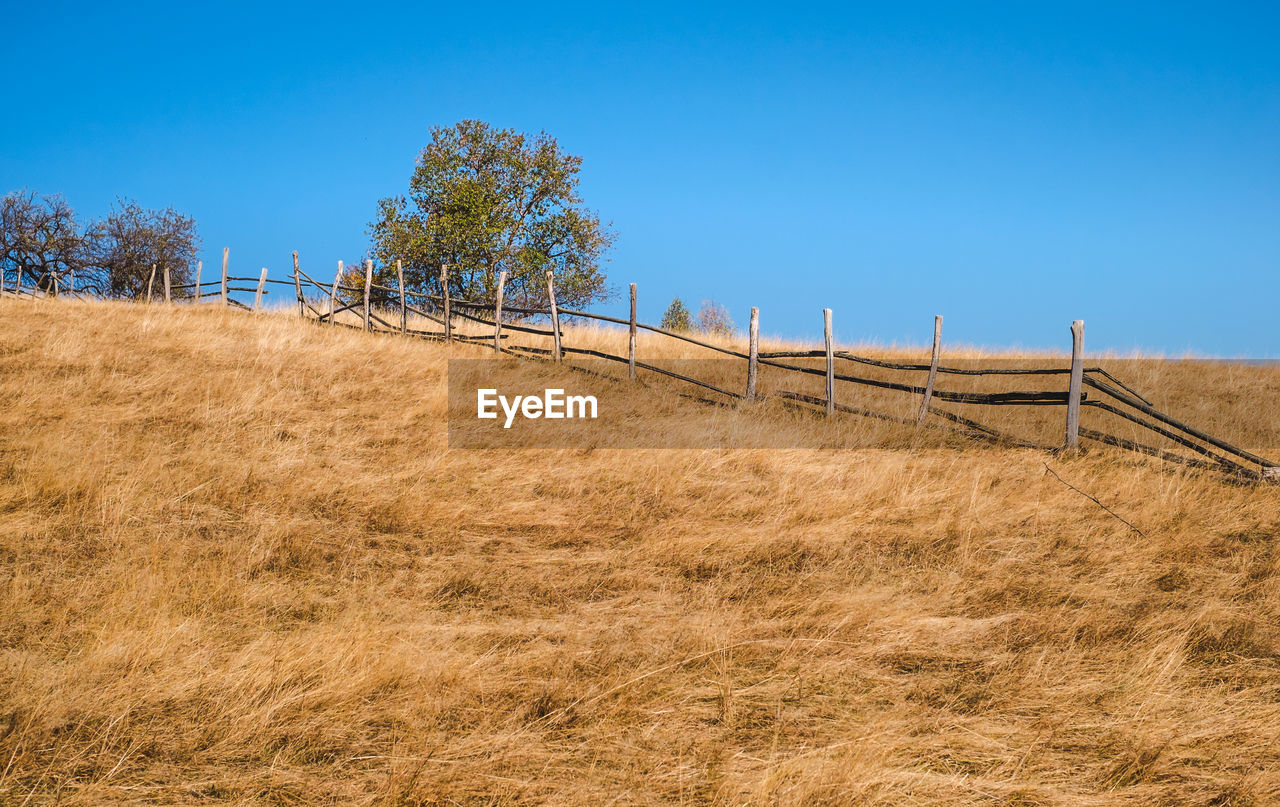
5,248,1276,483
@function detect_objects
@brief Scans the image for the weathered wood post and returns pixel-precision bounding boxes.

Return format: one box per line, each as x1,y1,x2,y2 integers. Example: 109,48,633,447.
824,308,835,416
163,263,171,304
68,267,74,295
362,259,373,332
396,259,407,334
440,264,452,341
493,270,507,353
292,252,303,317
1,265,6,295
147,264,156,302
546,270,562,362
916,315,942,425
328,261,342,327
1065,319,1084,450
628,283,637,380
254,268,268,311
220,248,229,305
194,261,202,302
746,306,759,401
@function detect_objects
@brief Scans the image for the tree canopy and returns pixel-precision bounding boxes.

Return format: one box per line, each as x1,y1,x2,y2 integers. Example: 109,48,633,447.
660,298,694,332
370,120,614,310
0,190,200,298
696,300,734,336
0,191,85,293
88,200,201,299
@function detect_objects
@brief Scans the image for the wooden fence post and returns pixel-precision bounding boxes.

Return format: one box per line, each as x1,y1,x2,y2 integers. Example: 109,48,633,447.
628,283,637,380
163,263,171,304
824,308,835,417
292,252,303,317
493,270,507,352
68,267,73,295
146,264,156,303
916,315,942,425
362,259,372,332
194,261,202,302
329,261,342,327
746,306,759,400
254,268,268,311
441,264,452,341
1,265,6,295
220,247,229,305
546,270,562,362
397,259,406,334
1065,319,1084,450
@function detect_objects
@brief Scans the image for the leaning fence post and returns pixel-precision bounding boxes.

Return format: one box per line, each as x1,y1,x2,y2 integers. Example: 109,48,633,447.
147,264,156,303
68,267,74,296
440,264,452,341
824,308,835,416
329,261,342,327
916,315,942,425
746,306,759,400
254,267,268,311
362,259,372,332
292,252,303,317
1065,319,1084,450
396,259,406,334
163,263,171,304
194,261,202,302
493,270,507,352
546,270,562,362
628,283,637,380
220,248,229,305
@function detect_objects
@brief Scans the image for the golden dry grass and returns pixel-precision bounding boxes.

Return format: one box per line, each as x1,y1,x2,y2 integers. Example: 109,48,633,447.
1,297,1278,805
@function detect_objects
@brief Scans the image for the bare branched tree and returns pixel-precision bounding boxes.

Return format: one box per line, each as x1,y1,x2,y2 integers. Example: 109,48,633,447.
1,191,201,299
85,199,201,299
0,190,89,293
697,300,735,336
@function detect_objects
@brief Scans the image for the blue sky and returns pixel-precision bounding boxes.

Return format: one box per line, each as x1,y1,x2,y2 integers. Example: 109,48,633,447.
3,2,1277,355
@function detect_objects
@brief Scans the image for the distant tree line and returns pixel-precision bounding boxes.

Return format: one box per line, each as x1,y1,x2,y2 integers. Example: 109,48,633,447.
661,298,735,336
0,189,199,298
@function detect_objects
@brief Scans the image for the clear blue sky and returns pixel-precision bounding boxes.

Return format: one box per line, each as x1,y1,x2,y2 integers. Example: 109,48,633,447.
3,2,1277,355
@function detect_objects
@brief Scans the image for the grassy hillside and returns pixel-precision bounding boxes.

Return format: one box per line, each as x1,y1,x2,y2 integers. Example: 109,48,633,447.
1,298,1278,805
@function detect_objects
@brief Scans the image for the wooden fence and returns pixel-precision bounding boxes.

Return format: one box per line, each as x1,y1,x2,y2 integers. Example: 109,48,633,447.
4,250,1277,483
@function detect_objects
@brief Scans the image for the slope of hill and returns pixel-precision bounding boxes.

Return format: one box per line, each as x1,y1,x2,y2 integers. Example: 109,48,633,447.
1,299,1278,805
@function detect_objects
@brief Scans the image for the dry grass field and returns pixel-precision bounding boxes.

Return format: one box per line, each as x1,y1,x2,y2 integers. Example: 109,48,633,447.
2,297,1279,805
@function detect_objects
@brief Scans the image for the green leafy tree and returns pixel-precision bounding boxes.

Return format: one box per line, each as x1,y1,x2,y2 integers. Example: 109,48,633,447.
660,298,694,332
370,120,614,311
